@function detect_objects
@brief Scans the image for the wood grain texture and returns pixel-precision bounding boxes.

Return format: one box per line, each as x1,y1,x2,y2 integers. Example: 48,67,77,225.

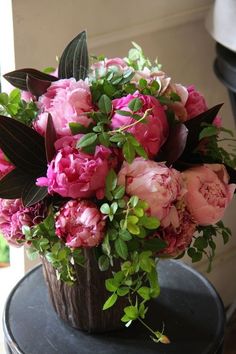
41,250,127,333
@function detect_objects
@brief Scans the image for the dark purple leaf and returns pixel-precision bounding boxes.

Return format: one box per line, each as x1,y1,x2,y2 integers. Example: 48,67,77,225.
225,165,236,185
3,68,58,91
0,169,31,199
58,31,89,80
26,74,52,97
0,115,47,174
22,180,48,207
45,114,57,162
181,104,223,158
157,123,188,166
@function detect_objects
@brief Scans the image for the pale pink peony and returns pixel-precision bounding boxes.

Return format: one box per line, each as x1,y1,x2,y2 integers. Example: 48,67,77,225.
153,207,196,257
118,158,185,223
111,92,169,158
34,78,92,136
183,164,236,225
55,199,105,248
91,57,128,78
0,199,45,246
36,135,111,199
131,67,171,94
21,91,35,102
0,150,14,179
185,85,208,119
164,83,189,121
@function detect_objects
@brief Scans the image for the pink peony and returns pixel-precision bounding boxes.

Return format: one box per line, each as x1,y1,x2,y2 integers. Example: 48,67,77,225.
185,85,207,119
118,158,185,224
37,135,111,199
34,78,92,136
183,164,236,225
0,150,14,179
111,92,168,158
164,83,189,121
0,199,45,246
153,207,196,257
55,199,105,248
21,91,35,102
131,67,171,94
91,58,128,78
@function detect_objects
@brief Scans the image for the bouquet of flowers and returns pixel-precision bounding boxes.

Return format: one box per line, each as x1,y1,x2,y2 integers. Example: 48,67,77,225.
0,31,235,343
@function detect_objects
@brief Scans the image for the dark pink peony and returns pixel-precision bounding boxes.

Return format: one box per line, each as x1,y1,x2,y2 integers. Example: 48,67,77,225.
55,199,105,248
34,78,92,136
185,85,207,119
183,164,236,225
153,207,196,257
111,92,168,158
0,150,14,179
0,199,45,246
118,158,185,224
37,135,111,199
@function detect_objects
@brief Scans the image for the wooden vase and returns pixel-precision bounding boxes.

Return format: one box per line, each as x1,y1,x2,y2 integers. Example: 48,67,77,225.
41,250,126,333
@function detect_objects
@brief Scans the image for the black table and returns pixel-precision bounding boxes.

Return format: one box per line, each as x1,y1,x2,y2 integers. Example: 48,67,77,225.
3,260,224,354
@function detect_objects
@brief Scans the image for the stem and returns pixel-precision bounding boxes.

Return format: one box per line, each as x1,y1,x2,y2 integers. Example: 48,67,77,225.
138,317,157,336
108,108,152,135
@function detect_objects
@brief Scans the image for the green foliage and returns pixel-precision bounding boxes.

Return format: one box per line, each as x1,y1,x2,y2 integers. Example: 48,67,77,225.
0,89,38,126
23,209,84,283
188,221,231,272
0,233,9,263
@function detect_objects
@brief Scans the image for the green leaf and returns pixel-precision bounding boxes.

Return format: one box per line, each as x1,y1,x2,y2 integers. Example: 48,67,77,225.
115,110,131,117
105,278,119,292
106,169,117,191
98,94,112,114
199,126,218,140
193,237,208,250
111,202,118,215
124,305,139,320
140,216,160,230
127,223,140,235
58,31,88,81
137,286,150,300
98,255,110,271
98,132,110,147
103,293,118,310
26,247,39,260
77,133,97,148
129,195,139,207
222,230,230,244
117,287,129,296
127,215,139,224
0,93,9,106
113,185,125,199
139,79,147,89
69,122,89,134
115,238,128,260
128,98,143,112
42,66,56,74
119,230,132,241
100,203,110,214
133,207,144,217
9,89,21,104
135,145,148,159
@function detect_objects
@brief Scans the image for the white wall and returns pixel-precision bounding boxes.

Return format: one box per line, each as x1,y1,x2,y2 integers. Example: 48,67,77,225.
1,0,236,305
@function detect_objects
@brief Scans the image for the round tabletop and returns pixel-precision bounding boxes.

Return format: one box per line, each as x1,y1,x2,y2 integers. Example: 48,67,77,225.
3,260,224,354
